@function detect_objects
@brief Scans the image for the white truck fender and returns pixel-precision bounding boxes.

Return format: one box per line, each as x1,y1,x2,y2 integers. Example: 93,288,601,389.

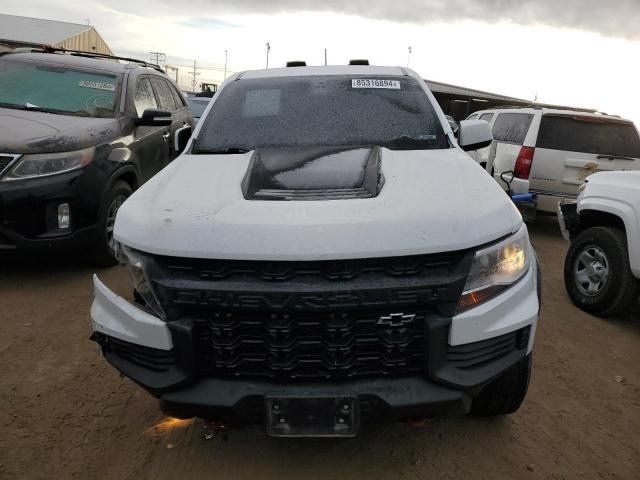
578,196,640,278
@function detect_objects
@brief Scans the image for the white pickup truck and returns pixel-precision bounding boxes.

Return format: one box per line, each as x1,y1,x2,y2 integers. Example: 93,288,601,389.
559,171,640,317
90,64,541,437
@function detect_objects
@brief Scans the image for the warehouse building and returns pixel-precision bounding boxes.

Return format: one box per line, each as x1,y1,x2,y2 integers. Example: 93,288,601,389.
425,78,596,120
0,14,113,55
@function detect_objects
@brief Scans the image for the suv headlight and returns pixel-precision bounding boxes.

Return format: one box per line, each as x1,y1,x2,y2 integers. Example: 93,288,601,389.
1,147,94,181
458,225,532,313
118,244,165,319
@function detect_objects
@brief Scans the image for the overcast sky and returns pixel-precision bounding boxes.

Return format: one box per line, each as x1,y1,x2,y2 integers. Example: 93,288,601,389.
5,1,640,123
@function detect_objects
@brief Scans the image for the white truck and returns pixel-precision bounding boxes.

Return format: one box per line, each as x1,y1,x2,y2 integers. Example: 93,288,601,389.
90,64,541,437
559,171,640,317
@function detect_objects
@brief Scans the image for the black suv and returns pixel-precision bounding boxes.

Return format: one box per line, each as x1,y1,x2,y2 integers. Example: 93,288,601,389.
0,50,193,264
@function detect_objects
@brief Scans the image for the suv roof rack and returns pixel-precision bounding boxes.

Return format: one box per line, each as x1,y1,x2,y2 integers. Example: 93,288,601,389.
286,61,307,67
490,104,543,110
349,59,369,65
0,46,165,73
489,104,599,114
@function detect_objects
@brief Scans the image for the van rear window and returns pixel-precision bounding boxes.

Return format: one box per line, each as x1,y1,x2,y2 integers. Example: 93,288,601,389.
537,115,640,158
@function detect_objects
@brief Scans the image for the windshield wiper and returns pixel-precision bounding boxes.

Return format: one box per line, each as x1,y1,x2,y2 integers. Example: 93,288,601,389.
597,154,638,161
0,102,30,111
0,102,66,115
195,147,252,155
0,102,90,116
24,103,65,114
385,135,440,150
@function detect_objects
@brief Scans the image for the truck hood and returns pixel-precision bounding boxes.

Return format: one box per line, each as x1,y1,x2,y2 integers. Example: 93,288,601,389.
0,107,121,154
115,148,522,260
582,171,640,193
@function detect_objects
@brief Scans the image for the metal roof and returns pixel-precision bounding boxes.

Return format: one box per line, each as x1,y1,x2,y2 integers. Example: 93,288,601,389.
0,14,90,45
424,78,528,103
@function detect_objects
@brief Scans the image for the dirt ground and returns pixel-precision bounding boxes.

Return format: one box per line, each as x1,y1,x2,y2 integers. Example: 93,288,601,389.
1,218,639,480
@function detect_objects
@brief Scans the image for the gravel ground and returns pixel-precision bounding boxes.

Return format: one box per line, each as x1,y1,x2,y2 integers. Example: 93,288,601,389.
1,218,638,479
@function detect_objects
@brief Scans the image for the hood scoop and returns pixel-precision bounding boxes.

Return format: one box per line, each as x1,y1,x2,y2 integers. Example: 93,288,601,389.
242,146,384,201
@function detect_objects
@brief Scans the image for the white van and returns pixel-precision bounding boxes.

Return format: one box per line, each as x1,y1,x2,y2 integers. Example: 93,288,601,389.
466,107,640,213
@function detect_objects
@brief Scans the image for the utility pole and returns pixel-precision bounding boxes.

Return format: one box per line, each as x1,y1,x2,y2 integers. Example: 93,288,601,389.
324,48,327,66
149,52,166,66
189,60,200,93
265,42,271,69
224,50,228,80
165,65,179,84
407,46,412,68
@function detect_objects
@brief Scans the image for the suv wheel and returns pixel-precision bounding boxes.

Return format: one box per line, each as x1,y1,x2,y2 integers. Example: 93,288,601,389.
471,354,532,416
564,227,640,317
88,181,132,267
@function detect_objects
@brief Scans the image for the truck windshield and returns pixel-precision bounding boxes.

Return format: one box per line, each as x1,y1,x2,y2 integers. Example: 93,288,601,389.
0,59,121,118
194,75,448,153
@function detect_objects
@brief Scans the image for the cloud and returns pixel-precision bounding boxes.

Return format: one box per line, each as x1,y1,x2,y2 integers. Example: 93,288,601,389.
163,0,640,41
180,17,240,30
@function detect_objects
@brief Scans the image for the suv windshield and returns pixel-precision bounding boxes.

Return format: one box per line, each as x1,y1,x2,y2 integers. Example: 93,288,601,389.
0,59,121,118
194,75,448,152
537,115,640,158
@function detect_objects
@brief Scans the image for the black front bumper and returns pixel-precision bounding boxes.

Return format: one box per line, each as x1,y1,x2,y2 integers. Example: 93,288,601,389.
93,319,531,426
159,376,472,426
0,168,101,253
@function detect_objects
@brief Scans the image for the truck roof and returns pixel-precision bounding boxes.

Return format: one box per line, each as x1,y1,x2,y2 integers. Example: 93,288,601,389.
237,65,410,80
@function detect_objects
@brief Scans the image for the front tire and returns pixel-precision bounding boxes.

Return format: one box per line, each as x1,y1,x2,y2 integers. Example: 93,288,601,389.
471,354,532,416
88,181,132,267
564,227,640,317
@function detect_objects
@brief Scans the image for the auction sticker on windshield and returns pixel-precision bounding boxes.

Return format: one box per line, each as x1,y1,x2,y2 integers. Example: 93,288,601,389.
78,80,116,91
352,79,401,89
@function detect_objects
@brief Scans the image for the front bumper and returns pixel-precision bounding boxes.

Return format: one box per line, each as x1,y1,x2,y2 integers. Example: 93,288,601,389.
90,261,539,425
0,168,100,252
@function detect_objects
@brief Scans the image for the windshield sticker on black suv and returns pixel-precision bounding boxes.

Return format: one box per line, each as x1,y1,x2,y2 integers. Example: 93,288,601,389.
78,80,116,91
352,79,401,90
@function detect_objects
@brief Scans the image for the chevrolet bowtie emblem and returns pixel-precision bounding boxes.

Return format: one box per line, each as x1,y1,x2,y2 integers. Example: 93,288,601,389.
377,312,416,327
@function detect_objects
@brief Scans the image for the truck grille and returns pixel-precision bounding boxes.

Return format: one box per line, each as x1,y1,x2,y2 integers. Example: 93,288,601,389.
143,251,473,381
194,309,427,381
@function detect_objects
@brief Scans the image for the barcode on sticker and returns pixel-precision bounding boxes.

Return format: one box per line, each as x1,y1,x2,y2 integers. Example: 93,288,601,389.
78,80,116,91
352,79,401,89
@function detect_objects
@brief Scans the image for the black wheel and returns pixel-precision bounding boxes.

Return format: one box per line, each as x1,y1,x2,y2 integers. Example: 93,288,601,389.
564,227,640,317
471,354,532,416
88,181,132,267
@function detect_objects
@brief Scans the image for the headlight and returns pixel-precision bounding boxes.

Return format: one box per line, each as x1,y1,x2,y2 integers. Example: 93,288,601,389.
458,225,531,313
1,147,94,181
118,244,165,320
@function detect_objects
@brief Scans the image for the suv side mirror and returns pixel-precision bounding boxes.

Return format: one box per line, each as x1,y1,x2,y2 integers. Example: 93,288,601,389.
458,119,493,151
137,109,172,127
174,125,192,154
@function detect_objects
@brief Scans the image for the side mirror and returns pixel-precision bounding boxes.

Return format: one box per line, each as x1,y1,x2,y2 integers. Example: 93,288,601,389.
458,119,493,151
174,125,192,154
137,109,172,127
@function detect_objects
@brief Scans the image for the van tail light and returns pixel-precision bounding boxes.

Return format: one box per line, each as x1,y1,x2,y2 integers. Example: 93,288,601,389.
514,147,535,179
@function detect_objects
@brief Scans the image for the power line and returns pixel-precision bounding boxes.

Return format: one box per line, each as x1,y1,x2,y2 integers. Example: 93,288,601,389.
149,51,166,66
265,42,271,69
189,60,201,93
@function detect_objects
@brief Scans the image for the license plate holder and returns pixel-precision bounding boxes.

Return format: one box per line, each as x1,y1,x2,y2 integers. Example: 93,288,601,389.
265,396,359,437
